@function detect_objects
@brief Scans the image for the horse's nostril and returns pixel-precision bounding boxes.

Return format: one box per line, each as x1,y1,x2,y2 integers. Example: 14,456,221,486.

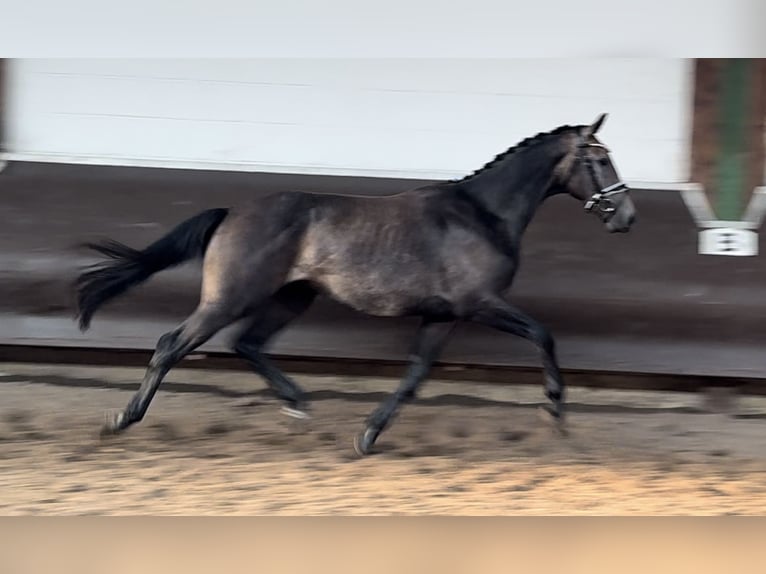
627,212,636,225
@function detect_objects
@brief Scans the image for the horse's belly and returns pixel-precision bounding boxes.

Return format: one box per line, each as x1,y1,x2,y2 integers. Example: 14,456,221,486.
289,226,444,315
321,269,429,316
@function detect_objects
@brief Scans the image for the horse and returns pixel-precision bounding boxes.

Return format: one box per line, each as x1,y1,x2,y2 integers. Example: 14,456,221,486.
75,113,636,456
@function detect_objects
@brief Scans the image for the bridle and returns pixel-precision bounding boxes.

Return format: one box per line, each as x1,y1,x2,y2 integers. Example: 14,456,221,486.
576,138,629,218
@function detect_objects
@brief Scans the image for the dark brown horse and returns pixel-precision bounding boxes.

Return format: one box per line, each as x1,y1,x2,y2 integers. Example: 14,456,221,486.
76,113,636,455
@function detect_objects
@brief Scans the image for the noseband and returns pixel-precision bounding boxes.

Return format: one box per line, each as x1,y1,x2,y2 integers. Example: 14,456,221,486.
577,140,629,217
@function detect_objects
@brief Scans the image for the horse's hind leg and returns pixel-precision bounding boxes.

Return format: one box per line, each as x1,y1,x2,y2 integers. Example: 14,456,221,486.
354,319,455,456
233,281,318,418
100,302,236,436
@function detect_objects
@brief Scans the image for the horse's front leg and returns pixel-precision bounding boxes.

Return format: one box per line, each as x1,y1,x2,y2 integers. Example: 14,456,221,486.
470,296,567,434
354,319,456,456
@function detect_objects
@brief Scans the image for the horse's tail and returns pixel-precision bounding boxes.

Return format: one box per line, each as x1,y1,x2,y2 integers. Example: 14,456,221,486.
75,207,230,331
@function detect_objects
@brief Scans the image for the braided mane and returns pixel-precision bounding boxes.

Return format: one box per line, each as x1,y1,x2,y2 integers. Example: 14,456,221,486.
452,124,583,183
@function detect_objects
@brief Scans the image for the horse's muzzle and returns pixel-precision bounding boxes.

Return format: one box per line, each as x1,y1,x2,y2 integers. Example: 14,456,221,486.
605,200,636,233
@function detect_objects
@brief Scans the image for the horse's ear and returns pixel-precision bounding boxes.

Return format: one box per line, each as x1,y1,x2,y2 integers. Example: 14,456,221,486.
590,113,608,134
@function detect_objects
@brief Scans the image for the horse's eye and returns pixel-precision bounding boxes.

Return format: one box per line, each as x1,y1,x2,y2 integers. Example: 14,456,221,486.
598,157,610,167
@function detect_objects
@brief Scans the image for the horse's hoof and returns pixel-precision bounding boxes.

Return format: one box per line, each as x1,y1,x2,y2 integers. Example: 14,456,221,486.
537,406,569,437
353,428,377,457
281,406,311,433
280,405,310,420
99,411,126,439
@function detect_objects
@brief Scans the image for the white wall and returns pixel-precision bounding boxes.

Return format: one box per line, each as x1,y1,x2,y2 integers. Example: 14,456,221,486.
4,59,693,185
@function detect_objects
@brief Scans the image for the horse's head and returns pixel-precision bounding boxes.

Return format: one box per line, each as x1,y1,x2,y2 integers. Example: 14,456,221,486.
557,113,636,233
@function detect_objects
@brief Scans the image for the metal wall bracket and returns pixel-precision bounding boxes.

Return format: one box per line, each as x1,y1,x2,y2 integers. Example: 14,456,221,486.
681,184,766,256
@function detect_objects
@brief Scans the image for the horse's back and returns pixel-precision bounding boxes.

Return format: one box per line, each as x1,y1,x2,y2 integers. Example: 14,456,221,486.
203,187,509,317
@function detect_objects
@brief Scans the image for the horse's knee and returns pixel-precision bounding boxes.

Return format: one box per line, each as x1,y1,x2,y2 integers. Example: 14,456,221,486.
233,339,264,359
530,326,555,356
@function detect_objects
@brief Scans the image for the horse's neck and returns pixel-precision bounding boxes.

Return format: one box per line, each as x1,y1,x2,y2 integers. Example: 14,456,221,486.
461,149,563,242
